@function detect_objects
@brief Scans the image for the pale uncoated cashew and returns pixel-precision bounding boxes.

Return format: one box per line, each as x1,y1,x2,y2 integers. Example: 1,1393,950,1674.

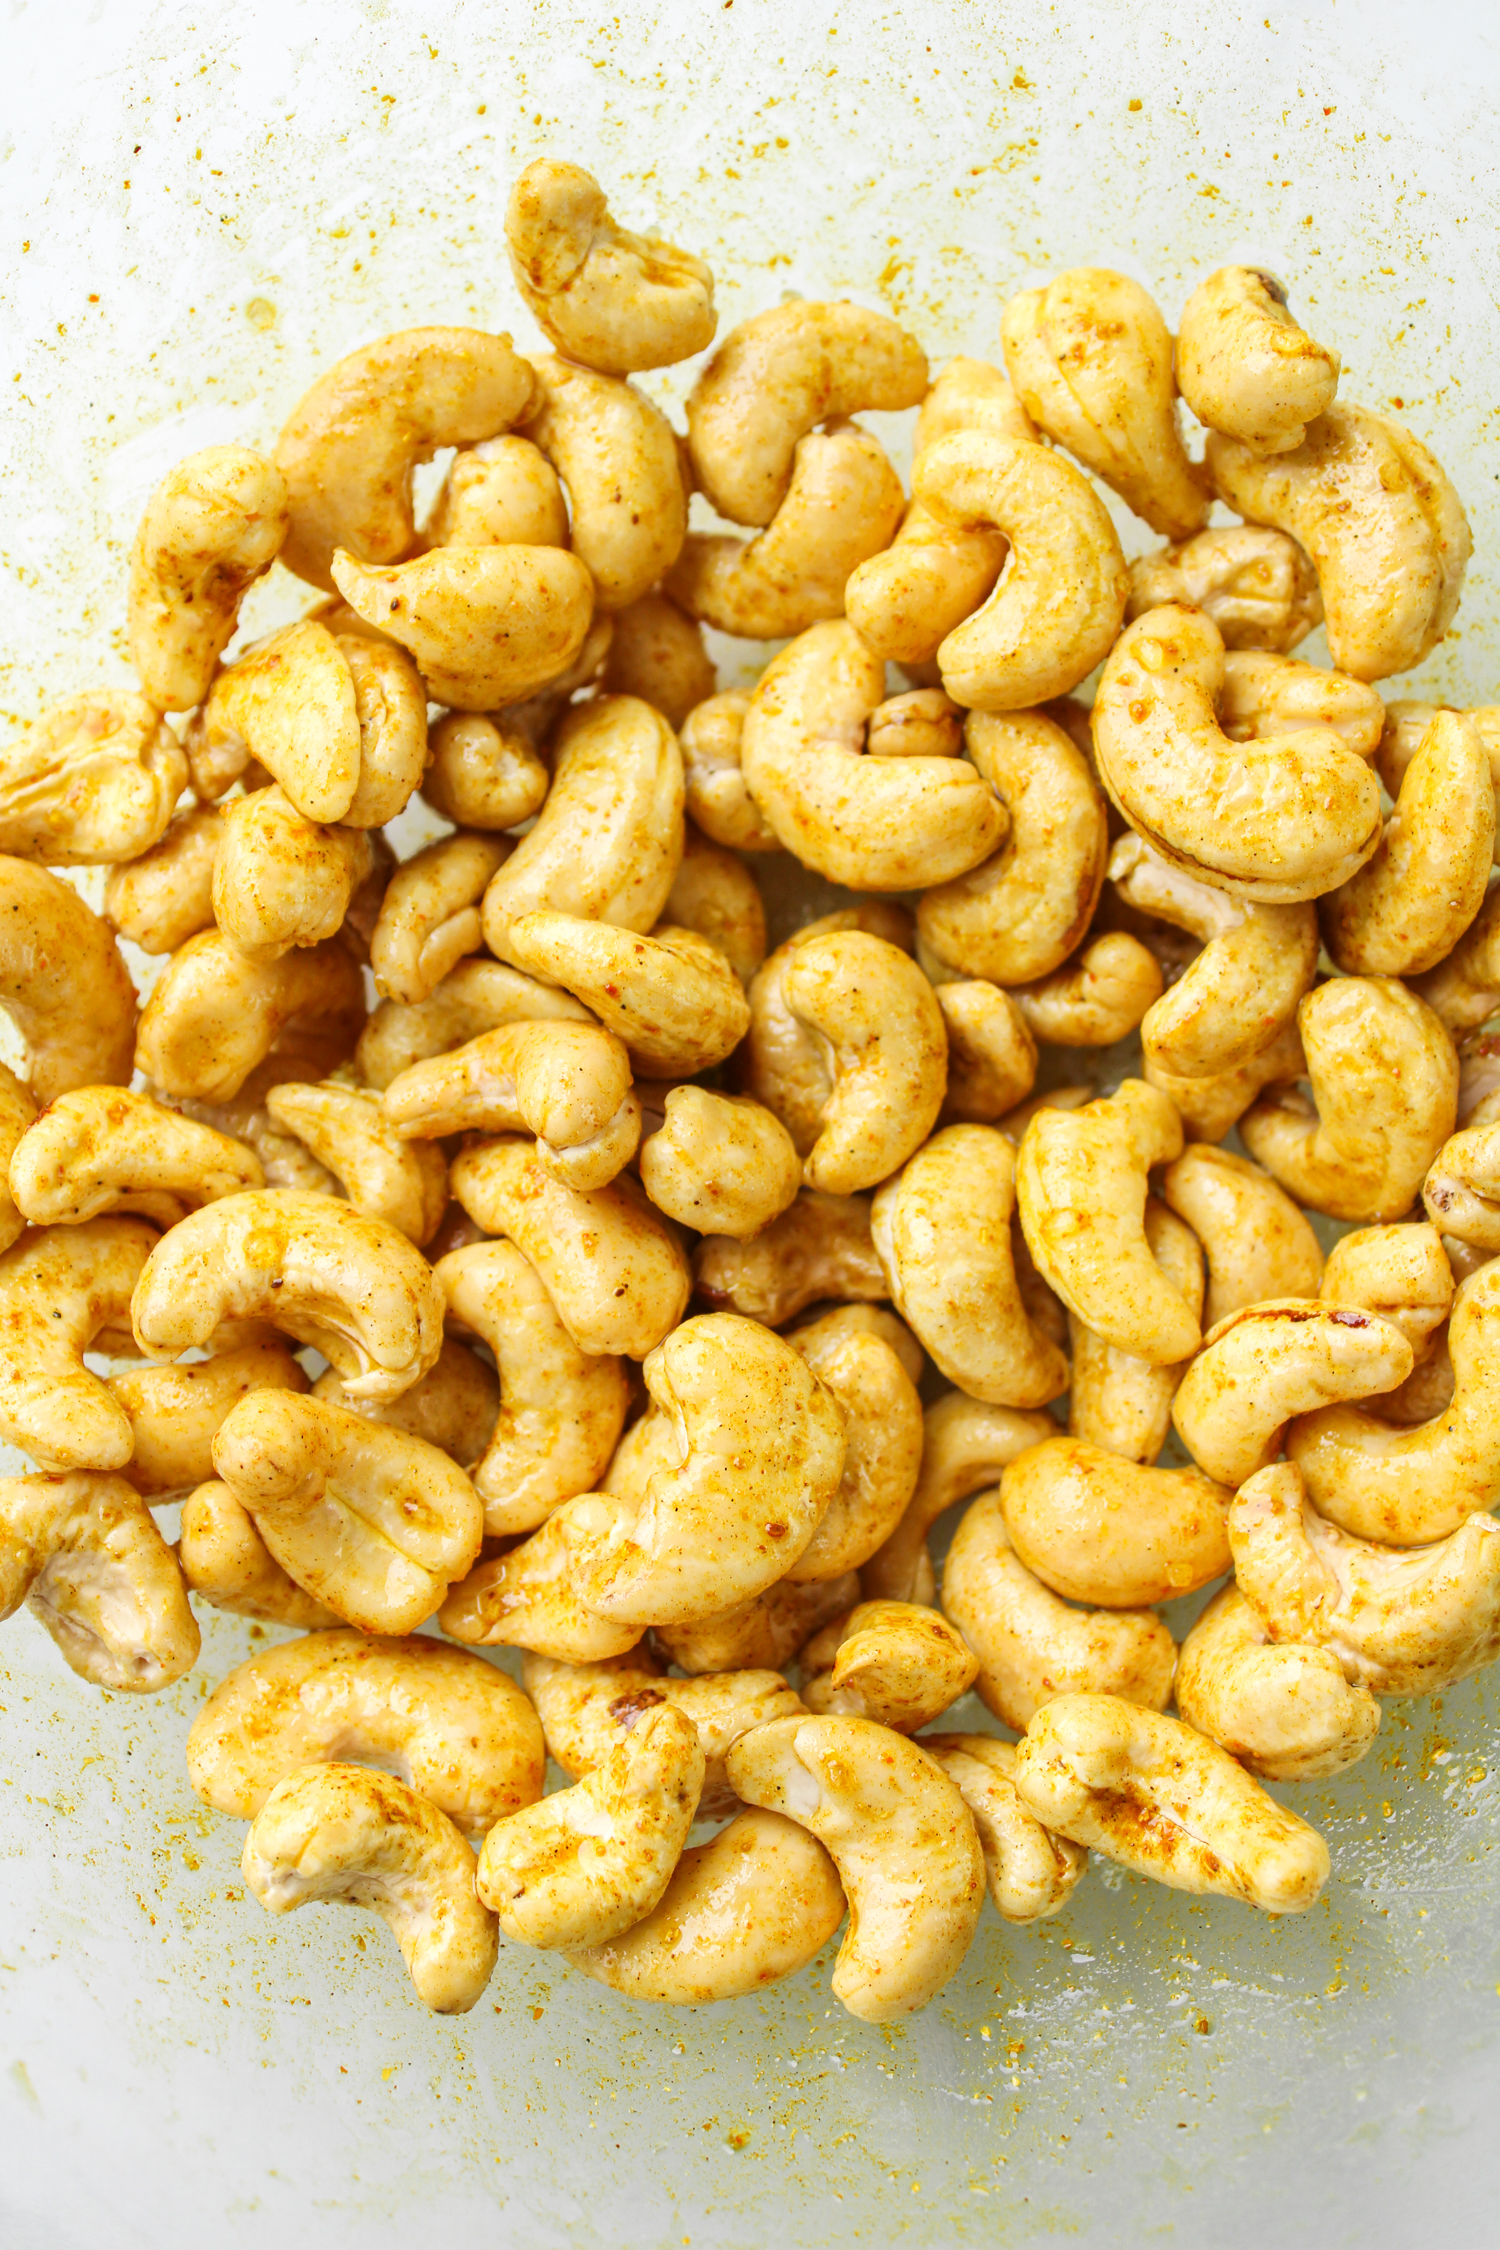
600,593,717,732
1175,266,1341,454
420,711,549,833
725,1714,983,2023
505,911,749,1079
438,1511,642,1663
745,930,947,1194
177,1479,341,1629
1323,712,1493,978
1175,1585,1380,1783
1230,1461,1500,1697
212,1389,482,1634
105,804,221,956
685,299,926,527
653,1573,859,1679
783,1313,923,1581
1093,606,1381,903
1009,932,1164,1048
449,1136,690,1360
556,1312,846,1625
0,1217,156,1469
1001,267,1207,538
662,828,767,988
507,161,715,374
128,445,290,709
917,709,1108,986
522,353,686,610
262,1083,448,1244
639,1087,801,1240
331,542,595,710
369,832,511,1004
243,1764,498,2013
1012,1693,1330,1914
10,1086,262,1229
111,1337,307,1499
357,958,594,1090
1068,1199,1204,1466
0,857,138,1097
1000,1437,1230,1609
274,325,537,590
871,1124,1068,1409
940,1486,1176,1730
936,982,1037,1123
921,1735,1088,1923
131,1189,445,1404
0,692,187,867
197,621,360,823
211,787,373,964
1172,1300,1413,1490
1125,524,1322,653
678,693,780,854
188,1629,543,1837
1206,402,1471,682
801,1600,978,1732
383,1020,637,1191
477,1703,703,1950
737,621,1005,891
694,1189,886,1327
1161,1143,1324,1326
862,1393,1056,1607
0,1470,199,1691
480,696,684,964
1240,977,1458,1224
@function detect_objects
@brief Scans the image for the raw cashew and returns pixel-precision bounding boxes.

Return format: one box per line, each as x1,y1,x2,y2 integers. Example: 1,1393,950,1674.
685,299,926,527
667,420,904,638
198,621,361,823
357,958,594,1090
917,710,1108,985
661,829,766,987
1125,524,1322,652
1012,1694,1330,1914
311,1339,498,1469
507,161,715,374
242,1764,497,2013
936,983,1037,1122
1230,1460,1500,1696
739,621,1005,890
1161,1143,1324,1325
10,1086,262,1229
1093,606,1381,902
425,432,569,549
212,1389,482,1633
1068,1199,1204,1465
639,1087,800,1239
131,1189,445,1404
128,444,290,708
1206,402,1471,682
0,692,187,866
653,1573,859,1678
177,1480,340,1628
262,1083,448,1243
211,786,372,963
862,1392,1056,1606
0,1469,198,1691
506,911,749,1078
111,1338,306,1499
1240,977,1458,1224
1323,713,1493,976
421,710,549,832
275,325,537,590
105,804,221,955
783,1313,923,1580
601,593,716,730
921,1735,1088,1923
449,1136,690,1359
1172,1300,1413,1490
1000,1437,1230,1608
567,1808,846,2004
384,1020,637,1191
1145,1013,1306,1147
801,1600,978,1731
0,1217,156,1468
1176,266,1340,453
1319,1222,1454,1357
555,1312,846,1624
522,353,686,609
480,696,684,963
331,542,595,710
1175,1585,1380,1783
477,1703,703,1949
725,1714,984,2022
370,832,511,1003
678,692,779,853
1009,932,1163,1047
437,1511,642,1661
913,430,1129,709
695,1189,885,1326
0,857,138,1097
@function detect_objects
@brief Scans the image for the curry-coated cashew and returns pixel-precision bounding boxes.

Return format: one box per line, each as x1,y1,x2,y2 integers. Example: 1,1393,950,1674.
567,1808,846,2004
1319,1222,1454,1362
212,1389,482,1633
369,832,511,1004
128,444,289,707
311,1338,498,1469
1206,402,1471,682
480,696,685,963
506,159,715,372
1230,1461,1500,1696
801,1600,979,1732
871,1124,1067,1408
147,1042,360,1198
935,983,1036,1123
104,804,221,956
1094,607,1381,902
782,1314,923,1581
424,431,568,549
0,857,137,1097
1424,1123,1500,1254
477,1703,703,1950
10,1086,262,1230
336,631,430,828
331,542,595,710
1323,712,1493,977
0,692,187,866
275,325,537,589
668,420,904,639
917,709,1109,985
1000,1437,1230,1609
725,1714,983,2022
505,911,749,1079
1008,932,1165,1048
1175,1585,1380,1783
1240,977,1458,1224
599,592,716,732
1413,886,1500,1038
437,1511,642,1662
1176,266,1341,453
738,621,1005,890
1125,524,1322,652
923,1734,1089,1924
1218,649,1385,756
176,1479,340,1628
1380,703,1500,876
131,1188,445,1404
0,1217,155,1469
862,1393,1055,1607
1012,1694,1329,1913
555,1313,846,1625
0,1470,198,1691
450,1136,689,1359
678,692,779,853
383,1020,637,1191
652,1573,859,1679
1145,1013,1307,1147
661,829,766,988
358,959,593,1091
420,711,549,832
210,786,372,964
1172,1300,1413,1490
262,1083,448,1244
197,621,360,822
0,1067,35,1258
1161,1143,1324,1325
940,1486,1176,1731
913,430,1129,710
111,1338,306,1499
866,690,965,759
694,1188,885,1327
639,1087,800,1240
188,1627,543,1837
1068,1199,1204,1466
243,1764,497,2013
522,353,686,609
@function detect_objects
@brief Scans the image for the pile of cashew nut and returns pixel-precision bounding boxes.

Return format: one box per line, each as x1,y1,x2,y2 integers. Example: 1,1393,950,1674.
4,160,1496,2023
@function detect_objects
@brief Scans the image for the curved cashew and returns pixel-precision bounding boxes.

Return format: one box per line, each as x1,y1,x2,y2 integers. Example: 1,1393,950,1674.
243,1764,497,2012
1424,1122,1500,1254
383,1020,637,1191
421,710,549,832
0,857,137,1097
438,1511,641,1661
507,161,714,373
661,828,766,988
1413,885,1500,1039
866,689,964,758
0,1067,35,1257
921,1734,1088,1923
936,983,1036,1123
197,621,360,822
177,1478,339,1628
1319,1221,1454,1357
1240,977,1458,1224
1011,1694,1329,1913
725,1714,983,2021
131,1189,445,1404
128,444,289,707
1322,713,1493,977
112,1338,307,1500
653,1574,859,1678
10,1086,261,1229
1145,1012,1307,1147
331,542,595,710
1009,932,1163,1047
480,696,684,963
425,430,568,549
1175,1584,1379,1783
450,1136,689,1359
678,692,779,853
262,1083,448,1243
311,1338,498,1469
913,430,1129,710
337,632,430,828
1380,701,1500,873
506,911,748,1079
105,804,221,956
0,692,187,866
137,930,364,1106
783,1314,923,1580
370,832,511,1003
357,958,593,1090
0,1217,156,1468
792,1302,924,1387
1125,524,1322,652
862,1393,1055,1607
801,1600,978,1731
639,1087,800,1240
0,1470,198,1690
522,353,686,610
1176,266,1340,453
1068,1199,1204,1466
1172,1300,1413,1490
1161,1143,1324,1325
1219,649,1385,756
211,786,372,963
739,621,1005,890
694,1188,884,1327
1000,1437,1230,1609
601,591,715,729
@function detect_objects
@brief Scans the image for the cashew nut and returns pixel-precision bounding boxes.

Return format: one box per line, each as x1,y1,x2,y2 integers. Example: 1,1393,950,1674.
678,692,779,854
862,1392,1056,1606
105,804,221,956
0,1469,198,1690
1319,1221,1454,1357
357,957,594,1090
1219,649,1385,756
210,786,372,963
694,1189,885,1327
331,542,595,710
1161,1143,1324,1325
1145,1012,1307,1147
783,1312,923,1580
0,857,138,1097
1125,524,1322,652
424,431,568,550
523,353,686,609
311,1338,499,1470
1000,1437,1230,1608
197,621,360,822
177,1478,340,1628
505,911,749,1078
1172,1300,1413,1489
639,1087,800,1240
9,1086,261,1230
136,931,364,1104
437,1510,642,1662
384,1020,637,1191
110,1337,307,1499
600,592,716,731
1068,1198,1204,1466
420,710,550,833
921,1734,1088,1923
0,692,187,866
261,1082,448,1243
661,828,767,988
506,161,715,374
128,444,289,708
0,1067,36,1257
1176,266,1341,453
1322,712,1493,977
0,1217,156,1468
652,1573,860,1679
1175,1585,1380,1783
801,1599,978,1732
368,832,511,1003
936,982,1037,1123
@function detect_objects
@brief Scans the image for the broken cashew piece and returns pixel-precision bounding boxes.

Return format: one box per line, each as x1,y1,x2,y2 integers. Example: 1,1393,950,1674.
1009,933,1164,1047
936,982,1037,1122
1175,266,1340,454
1175,1585,1380,1783
128,444,289,708
1000,1436,1231,1609
0,1470,199,1691
801,1600,978,1732
10,1086,262,1229
0,856,138,1097
639,1087,801,1240
921,1735,1088,1923
197,621,360,822
506,159,715,373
